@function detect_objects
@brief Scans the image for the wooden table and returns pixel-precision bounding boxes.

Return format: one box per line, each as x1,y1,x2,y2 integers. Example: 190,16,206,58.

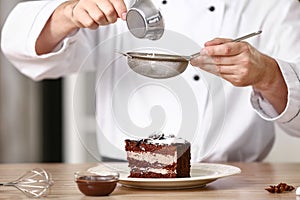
0,162,299,199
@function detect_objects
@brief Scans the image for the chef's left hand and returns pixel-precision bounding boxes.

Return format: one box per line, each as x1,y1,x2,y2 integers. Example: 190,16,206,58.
190,37,288,114
190,37,272,88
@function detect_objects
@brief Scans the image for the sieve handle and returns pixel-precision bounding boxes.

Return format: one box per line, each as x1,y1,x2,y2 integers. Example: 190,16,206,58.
189,30,262,60
231,30,262,42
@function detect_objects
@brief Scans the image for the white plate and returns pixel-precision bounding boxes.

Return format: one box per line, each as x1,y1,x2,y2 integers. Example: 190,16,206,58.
88,163,241,190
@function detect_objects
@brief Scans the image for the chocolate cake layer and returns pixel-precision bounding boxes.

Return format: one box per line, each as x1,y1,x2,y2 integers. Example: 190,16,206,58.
125,133,191,178
125,140,177,155
129,171,177,178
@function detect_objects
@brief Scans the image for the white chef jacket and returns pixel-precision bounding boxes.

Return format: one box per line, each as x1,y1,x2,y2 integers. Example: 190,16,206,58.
1,0,300,162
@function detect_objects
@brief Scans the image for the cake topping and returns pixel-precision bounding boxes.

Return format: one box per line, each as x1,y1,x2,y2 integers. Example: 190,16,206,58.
149,133,173,140
135,132,187,146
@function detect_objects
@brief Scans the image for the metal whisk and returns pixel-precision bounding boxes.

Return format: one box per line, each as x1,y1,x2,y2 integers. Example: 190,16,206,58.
0,168,54,198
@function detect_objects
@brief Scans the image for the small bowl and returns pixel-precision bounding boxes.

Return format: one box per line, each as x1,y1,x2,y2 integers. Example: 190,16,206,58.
74,171,119,196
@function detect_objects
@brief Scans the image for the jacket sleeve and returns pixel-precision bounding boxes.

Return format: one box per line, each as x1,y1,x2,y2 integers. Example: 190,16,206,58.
250,0,300,137
1,0,95,81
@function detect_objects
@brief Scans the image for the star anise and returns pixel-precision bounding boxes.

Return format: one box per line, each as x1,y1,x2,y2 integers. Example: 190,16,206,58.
265,182,295,193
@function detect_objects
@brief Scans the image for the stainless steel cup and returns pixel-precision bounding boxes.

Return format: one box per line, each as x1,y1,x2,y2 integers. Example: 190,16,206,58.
126,0,164,40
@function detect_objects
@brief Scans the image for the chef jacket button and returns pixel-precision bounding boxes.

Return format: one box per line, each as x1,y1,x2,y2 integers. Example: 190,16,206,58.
208,6,215,12
162,0,167,4
193,75,200,81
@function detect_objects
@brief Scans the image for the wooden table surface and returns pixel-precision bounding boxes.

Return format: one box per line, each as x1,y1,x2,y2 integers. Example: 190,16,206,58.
0,162,299,199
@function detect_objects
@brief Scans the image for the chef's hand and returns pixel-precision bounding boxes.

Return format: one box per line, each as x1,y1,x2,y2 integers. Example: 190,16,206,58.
66,0,127,29
36,0,127,54
190,37,288,114
190,38,273,88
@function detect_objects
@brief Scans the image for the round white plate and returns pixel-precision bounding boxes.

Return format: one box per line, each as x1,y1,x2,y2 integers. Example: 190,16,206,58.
88,163,241,190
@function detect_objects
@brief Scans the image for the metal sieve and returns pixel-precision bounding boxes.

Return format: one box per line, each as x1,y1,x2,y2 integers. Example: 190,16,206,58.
121,31,262,79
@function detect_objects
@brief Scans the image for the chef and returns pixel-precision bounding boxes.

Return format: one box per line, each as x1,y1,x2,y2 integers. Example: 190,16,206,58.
1,0,300,162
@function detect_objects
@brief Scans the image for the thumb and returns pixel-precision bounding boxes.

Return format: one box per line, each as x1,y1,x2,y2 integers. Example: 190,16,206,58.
204,37,232,47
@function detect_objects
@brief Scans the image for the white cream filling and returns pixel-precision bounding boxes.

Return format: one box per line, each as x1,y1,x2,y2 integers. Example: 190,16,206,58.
134,167,175,175
128,151,177,165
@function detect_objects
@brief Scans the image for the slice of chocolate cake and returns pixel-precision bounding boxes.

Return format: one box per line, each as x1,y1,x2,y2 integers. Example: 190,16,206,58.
125,133,191,178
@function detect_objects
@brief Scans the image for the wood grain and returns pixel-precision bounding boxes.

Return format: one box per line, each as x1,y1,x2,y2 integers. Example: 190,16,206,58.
0,162,299,199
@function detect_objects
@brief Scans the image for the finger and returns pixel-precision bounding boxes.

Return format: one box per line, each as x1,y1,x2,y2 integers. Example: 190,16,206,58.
216,64,239,75
218,74,237,85
72,5,99,29
202,41,246,57
204,38,232,46
217,64,253,85
80,2,109,26
219,73,250,87
198,64,220,75
110,0,127,20
190,55,214,65
191,52,243,66
190,56,220,76
211,51,248,65
96,1,118,23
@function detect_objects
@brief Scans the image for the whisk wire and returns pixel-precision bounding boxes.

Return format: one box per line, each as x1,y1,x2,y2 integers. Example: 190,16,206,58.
0,168,53,198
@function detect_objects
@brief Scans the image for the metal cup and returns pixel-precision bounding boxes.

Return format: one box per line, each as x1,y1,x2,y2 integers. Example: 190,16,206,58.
126,0,164,40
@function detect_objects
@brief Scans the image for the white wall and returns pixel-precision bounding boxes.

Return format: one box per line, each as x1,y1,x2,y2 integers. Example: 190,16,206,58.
63,74,98,163
0,0,42,162
264,125,300,162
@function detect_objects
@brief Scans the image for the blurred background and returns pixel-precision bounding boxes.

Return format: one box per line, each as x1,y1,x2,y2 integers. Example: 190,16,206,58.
0,0,299,163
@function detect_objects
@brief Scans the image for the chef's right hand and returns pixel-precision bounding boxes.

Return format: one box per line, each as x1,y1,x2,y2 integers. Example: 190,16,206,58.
65,0,127,29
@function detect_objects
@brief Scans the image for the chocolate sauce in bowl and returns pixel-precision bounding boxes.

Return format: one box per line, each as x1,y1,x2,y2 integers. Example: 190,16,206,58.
75,171,119,196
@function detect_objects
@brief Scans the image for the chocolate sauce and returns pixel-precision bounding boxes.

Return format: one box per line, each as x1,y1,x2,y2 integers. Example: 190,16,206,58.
76,175,117,196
